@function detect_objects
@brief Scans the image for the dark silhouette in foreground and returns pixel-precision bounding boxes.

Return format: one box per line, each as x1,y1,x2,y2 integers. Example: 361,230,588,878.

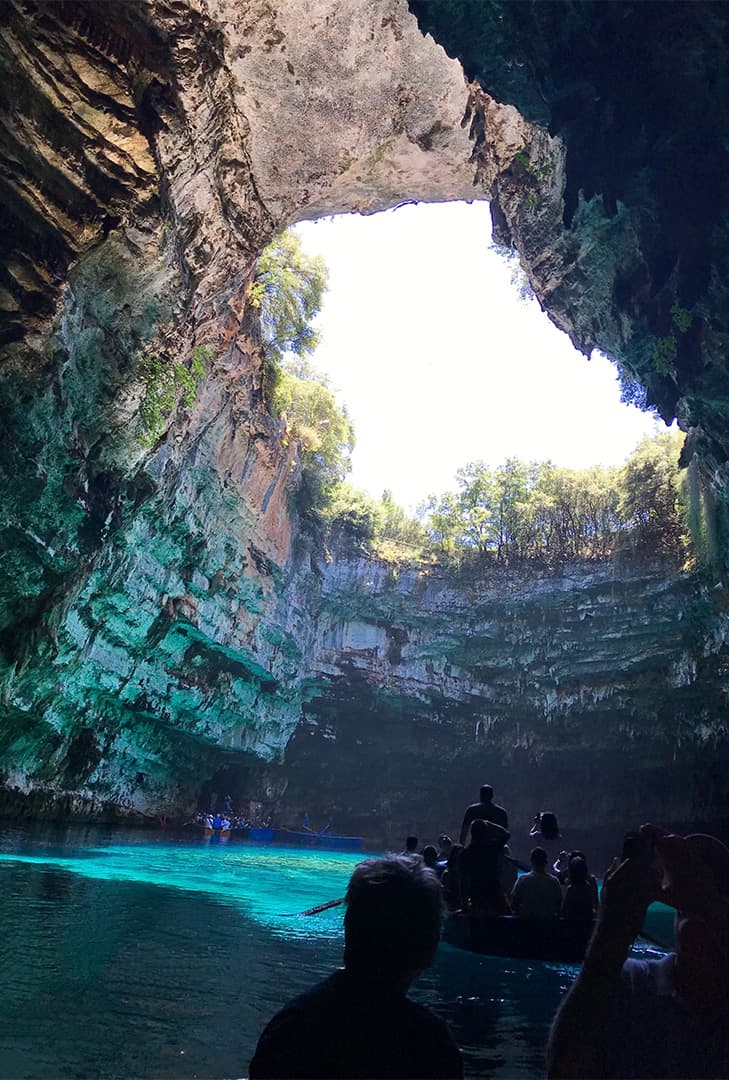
548,825,729,1079
459,784,509,843
249,855,463,1079
460,818,510,915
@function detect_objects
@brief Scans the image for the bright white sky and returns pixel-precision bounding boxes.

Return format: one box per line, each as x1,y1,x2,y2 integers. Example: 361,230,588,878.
295,201,667,513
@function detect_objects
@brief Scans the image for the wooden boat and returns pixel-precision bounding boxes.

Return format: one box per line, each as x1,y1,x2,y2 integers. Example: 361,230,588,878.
273,828,362,851
443,912,595,963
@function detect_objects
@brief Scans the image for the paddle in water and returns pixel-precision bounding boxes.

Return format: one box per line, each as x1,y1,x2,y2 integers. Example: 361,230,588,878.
282,896,344,917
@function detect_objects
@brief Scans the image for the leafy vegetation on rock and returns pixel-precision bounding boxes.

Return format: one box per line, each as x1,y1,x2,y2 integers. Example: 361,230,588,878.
138,345,210,448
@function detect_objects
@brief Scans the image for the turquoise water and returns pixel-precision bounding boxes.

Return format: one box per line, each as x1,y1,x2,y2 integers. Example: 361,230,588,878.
0,826,666,1078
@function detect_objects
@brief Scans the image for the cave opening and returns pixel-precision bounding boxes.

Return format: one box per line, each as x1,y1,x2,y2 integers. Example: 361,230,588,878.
288,199,667,514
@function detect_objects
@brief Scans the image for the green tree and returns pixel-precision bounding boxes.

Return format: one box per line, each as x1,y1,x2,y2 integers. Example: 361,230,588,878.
323,484,383,550
618,428,686,555
274,369,355,501
252,230,328,365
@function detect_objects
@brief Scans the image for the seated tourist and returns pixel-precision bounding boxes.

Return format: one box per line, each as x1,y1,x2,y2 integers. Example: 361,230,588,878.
561,857,597,921
460,818,511,915
511,847,562,918
436,835,453,878
422,845,439,871
249,855,463,1079
567,849,599,910
401,835,420,858
548,826,729,1079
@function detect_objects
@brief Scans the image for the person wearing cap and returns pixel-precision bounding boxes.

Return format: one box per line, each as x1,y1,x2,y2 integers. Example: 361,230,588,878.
547,824,729,1079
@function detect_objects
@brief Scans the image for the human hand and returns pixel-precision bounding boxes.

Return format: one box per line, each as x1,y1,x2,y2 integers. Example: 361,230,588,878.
600,846,660,940
656,833,725,918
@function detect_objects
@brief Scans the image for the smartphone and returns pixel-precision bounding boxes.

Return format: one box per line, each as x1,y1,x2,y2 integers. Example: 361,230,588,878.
621,832,643,860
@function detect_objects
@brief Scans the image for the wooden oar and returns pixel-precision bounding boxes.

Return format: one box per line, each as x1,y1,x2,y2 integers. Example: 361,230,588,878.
281,896,344,917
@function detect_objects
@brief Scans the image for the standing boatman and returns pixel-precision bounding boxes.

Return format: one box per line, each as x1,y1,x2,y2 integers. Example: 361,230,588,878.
459,784,509,844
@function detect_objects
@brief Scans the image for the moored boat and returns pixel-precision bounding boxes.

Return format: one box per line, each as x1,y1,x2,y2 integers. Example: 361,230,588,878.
443,912,595,963
231,826,362,850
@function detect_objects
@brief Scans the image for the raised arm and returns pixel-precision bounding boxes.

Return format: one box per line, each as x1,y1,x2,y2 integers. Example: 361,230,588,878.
547,852,656,1079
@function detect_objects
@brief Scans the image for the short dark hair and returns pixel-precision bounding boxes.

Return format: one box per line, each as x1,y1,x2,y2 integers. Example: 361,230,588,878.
422,844,438,869
531,846,548,868
344,856,443,979
480,784,494,803
405,835,418,852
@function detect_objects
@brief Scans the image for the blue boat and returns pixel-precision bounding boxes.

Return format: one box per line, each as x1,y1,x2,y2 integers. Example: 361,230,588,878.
246,827,275,842
231,826,361,851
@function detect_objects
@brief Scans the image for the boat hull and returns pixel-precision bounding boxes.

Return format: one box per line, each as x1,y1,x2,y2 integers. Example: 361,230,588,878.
231,827,362,850
443,913,595,963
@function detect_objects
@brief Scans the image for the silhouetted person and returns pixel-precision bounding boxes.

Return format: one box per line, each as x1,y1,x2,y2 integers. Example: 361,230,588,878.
511,847,562,918
401,835,419,856
567,849,599,912
438,835,453,860
459,785,509,844
548,826,729,1079
561,857,596,921
422,845,438,870
460,818,510,915
250,856,463,1079
436,835,453,878
442,844,464,911
529,811,563,862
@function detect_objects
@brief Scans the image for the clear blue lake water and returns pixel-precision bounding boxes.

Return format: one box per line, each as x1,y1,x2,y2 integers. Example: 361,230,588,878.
0,825,669,1079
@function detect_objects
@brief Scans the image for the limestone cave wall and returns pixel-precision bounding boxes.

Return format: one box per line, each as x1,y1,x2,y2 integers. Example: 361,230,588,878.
247,553,729,849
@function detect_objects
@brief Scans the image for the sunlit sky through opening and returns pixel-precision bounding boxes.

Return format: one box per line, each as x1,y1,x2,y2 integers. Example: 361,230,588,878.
295,202,667,513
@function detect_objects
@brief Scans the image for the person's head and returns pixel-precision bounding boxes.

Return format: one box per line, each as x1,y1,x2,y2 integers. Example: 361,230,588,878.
480,784,494,804
422,844,438,869
405,835,419,853
538,812,560,840
555,850,570,869
343,856,443,987
438,834,453,856
568,849,587,868
530,847,548,872
567,856,588,885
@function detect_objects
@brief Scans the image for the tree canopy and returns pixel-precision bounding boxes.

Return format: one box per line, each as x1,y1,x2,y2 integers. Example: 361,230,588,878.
418,428,688,565
252,230,328,366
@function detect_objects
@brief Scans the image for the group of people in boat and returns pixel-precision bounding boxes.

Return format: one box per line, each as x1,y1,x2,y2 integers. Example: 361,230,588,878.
190,795,271,834
250,817,729,1079
402,784,599,921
